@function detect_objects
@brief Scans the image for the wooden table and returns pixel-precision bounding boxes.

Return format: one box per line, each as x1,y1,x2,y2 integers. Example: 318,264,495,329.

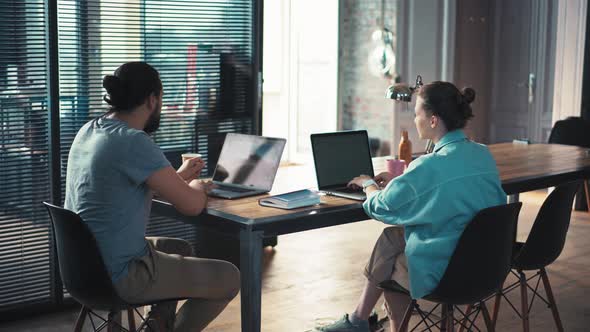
152,143,590,332
492,143,590,200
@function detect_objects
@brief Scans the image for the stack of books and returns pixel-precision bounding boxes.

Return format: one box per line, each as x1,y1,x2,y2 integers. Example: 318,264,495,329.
258,189,321,210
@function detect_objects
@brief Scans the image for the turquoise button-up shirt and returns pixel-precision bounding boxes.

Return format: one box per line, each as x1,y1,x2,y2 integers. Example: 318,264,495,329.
363,130,506,298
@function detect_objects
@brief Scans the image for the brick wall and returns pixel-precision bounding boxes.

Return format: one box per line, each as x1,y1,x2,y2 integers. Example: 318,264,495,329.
339,0,397,156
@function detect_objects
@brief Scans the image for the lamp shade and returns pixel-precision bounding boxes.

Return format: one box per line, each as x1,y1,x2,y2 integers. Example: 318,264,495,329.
385,75,423,102
386,83,413,101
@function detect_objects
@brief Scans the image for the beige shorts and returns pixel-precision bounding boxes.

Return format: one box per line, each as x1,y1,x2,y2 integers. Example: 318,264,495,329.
114,237,240,332
364,226,410,291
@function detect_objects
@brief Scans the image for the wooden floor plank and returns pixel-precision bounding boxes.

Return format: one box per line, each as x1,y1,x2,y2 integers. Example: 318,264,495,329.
1,191,589,331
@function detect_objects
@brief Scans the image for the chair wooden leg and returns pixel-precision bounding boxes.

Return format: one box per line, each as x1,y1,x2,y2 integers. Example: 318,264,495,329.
398,300,415,332
480,301,495,332
458,305,473,332
152,310,167,332
519,271,530,332
447,305,455,332
127,308,136,332
584,180,590,214
441,304,450,332
109,311,128,332
108,311,122,332
107,311,114,332
74,306,89,332
491,291,502,328
540,268,564,332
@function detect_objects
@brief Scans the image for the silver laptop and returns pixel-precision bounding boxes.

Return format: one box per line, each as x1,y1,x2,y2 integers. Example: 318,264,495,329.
310,130,375,201
209,133,286,199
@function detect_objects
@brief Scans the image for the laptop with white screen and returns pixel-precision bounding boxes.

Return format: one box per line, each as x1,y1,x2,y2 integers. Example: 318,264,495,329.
208,133,286,199
311,130,375,201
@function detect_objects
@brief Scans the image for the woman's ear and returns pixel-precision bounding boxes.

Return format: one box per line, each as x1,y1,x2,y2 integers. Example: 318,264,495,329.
430,115,438,129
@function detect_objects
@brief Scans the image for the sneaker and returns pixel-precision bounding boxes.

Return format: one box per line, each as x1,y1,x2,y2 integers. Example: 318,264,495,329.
367,310,378,327
368,311,386,332
316,313,370,332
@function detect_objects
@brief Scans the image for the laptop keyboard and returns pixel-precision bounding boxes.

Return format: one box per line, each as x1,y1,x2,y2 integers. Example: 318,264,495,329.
329,186,362,193
215,184,255,193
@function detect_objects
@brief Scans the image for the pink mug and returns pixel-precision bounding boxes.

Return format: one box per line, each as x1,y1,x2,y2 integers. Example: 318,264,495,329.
386,158,406,178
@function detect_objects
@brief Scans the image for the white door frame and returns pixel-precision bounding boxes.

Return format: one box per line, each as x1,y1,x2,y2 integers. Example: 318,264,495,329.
552,0,588,123
287,0,338,162
262,0,338,163
529,0,557,143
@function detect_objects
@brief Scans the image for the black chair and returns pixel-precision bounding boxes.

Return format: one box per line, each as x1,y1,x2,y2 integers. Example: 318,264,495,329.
44,202,178,332
379,202,523,332
548,117,590,212
491,182,580,332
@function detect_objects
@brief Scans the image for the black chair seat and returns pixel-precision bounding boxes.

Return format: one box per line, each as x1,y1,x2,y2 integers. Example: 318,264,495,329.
379,202,522,332
548,117,590,212
548,117,590,148
44,202,187,331
511,241,542,271
511,241,524,263
492,182,580,332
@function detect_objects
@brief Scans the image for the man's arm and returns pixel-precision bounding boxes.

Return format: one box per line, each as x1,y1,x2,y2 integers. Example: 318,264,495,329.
147,166,208,216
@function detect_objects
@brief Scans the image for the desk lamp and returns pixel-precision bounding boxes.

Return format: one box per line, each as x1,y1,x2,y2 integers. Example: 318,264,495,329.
386,74,423,102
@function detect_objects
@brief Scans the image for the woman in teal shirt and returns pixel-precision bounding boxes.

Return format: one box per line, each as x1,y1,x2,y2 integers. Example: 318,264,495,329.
318,82,507,332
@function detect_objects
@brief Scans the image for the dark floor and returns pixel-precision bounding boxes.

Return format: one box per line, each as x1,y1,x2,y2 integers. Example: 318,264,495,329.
1,191,589,331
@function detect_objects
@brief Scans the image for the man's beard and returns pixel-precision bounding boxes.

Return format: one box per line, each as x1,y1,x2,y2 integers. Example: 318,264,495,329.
144,106,161,134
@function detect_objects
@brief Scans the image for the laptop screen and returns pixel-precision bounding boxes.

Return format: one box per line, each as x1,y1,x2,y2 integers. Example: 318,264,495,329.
212,134,286,190
311,130,375,189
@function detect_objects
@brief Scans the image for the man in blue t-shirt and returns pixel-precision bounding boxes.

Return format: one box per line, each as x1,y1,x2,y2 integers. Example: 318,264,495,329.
65,62,239,332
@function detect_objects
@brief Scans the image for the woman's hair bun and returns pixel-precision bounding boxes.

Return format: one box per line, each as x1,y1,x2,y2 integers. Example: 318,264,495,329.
461,87,476,104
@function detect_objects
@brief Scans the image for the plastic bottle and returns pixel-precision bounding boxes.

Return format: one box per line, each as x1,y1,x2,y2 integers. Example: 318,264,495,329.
399,130,412,168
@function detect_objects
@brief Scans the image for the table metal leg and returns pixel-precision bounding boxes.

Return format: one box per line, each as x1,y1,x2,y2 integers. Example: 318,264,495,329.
507,194,519,204
240,229,264,332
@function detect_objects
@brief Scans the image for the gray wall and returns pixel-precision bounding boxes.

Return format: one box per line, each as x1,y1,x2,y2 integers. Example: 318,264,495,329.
453,0,492,143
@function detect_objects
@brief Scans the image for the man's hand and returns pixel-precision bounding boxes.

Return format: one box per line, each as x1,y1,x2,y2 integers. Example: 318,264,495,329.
374,171,395,188
147,166,207,216
200,181,217,194
347,174,374,190
177,157,205,182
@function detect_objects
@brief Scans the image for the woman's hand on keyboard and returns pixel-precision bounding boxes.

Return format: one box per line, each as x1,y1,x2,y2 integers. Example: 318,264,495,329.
374,172,394,188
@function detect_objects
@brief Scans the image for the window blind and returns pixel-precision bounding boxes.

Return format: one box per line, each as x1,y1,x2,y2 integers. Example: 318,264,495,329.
58,0,255,178
58,0,256,246
0,0,53,310
0,0,258,316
